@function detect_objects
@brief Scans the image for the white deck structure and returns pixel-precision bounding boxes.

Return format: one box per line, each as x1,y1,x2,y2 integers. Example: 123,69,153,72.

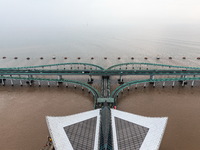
46,109,167,150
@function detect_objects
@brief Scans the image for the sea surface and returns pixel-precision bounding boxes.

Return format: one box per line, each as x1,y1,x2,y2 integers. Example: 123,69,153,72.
1,24,200,150
0,24,200,67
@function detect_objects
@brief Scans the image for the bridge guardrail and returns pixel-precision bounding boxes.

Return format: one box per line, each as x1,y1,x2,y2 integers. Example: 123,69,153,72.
111,77,200,99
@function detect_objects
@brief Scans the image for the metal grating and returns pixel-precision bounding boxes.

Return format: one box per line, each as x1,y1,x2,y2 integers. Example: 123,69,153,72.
64,117,97,150
115,117,149,150
99,106,113,150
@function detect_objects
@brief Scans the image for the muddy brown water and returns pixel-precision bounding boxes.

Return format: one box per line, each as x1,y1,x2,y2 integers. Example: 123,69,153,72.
0,85,200,150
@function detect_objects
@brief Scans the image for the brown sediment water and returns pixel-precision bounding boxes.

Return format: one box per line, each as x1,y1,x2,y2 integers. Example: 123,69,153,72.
0,85,200,149
117,86,200,150
0,86,93,150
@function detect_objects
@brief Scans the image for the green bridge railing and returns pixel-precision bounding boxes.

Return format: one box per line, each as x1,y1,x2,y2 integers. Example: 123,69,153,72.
111,77,200,99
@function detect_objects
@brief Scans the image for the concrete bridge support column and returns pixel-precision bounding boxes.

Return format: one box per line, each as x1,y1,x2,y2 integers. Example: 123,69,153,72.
10,75,13,86
20,80,23,86
88,75,93,84
162,82,165,88
144,83,146,88
182,81,185,87
118,75,124,84
38,81,41,87
57,75,62,80
181,75,185,78
11,79,13,86
28,75,33,78
191,80,194,87
172,81,175,88
150,75,155,87
2,79,5,86
150,75,154,80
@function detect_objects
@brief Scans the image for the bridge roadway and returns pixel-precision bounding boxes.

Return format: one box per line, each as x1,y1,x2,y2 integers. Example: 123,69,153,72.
1,62,200,108
1,69,200,76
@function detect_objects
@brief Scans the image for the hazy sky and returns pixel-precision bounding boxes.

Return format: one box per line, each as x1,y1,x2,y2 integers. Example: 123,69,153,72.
0,0,199,56
0,0,200,29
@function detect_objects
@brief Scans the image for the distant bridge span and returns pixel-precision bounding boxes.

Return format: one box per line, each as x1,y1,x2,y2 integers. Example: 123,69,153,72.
1,62,200,108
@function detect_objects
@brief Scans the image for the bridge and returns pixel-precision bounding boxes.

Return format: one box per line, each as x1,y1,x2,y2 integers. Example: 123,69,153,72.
1,62,200,108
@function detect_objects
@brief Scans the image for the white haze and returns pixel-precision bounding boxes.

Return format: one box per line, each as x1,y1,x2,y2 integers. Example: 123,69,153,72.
0,0,200,57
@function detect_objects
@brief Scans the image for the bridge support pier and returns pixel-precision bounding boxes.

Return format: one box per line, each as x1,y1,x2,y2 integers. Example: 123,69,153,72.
144,83,146,88
88,75,93,84
2,79,5,86
191,80,194,87
162,82,165,88
172,81,175,88
11,79,13,86
20,80,23,86
118,75,124,84
57,75,62,80
28,75,33,78
38,81,41,87
182,81,185,87
149,75,155,85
